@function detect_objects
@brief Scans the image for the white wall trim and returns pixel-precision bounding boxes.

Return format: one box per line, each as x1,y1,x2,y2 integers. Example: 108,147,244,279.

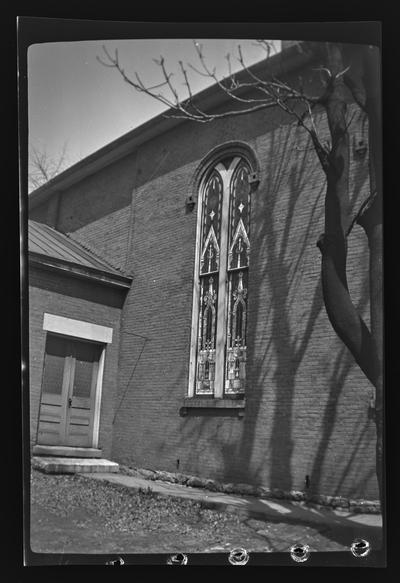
92,347,106,448
188,178,204,397
43,313,113,344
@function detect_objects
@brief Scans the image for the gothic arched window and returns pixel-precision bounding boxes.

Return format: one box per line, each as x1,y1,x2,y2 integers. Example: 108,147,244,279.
189,155,253,398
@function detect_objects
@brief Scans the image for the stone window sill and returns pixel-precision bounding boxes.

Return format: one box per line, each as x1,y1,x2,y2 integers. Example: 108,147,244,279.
180,397,245,417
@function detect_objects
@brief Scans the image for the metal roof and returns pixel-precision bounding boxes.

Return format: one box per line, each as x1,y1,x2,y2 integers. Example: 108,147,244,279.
28,220,125,276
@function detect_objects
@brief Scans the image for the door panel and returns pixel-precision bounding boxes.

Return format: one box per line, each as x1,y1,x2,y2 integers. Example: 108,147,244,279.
65,341,102,447
38,403,63,423
40,393,63,406
71,396,92,409
37,335,72,445
40,335,67,395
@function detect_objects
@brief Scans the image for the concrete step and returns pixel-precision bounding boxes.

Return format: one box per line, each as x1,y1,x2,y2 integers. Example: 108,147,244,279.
32,456,119,474
32,445,103,458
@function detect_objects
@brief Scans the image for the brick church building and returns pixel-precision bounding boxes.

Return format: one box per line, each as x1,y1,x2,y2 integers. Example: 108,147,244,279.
27,43,379,504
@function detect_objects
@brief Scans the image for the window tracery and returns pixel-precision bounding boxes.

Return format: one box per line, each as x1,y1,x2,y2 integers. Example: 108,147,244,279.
193,154,253,397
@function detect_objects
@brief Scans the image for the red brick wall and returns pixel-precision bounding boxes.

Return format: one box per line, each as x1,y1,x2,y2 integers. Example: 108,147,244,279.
109,106,377,500
30,94,379,499
28,267,125,459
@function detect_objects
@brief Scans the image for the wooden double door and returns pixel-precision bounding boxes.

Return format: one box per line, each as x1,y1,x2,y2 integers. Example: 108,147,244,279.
37,334,103,448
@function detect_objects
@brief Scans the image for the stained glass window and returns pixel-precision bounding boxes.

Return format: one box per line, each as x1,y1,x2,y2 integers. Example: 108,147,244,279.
193,156,252,397
195,170,223,394
225,161,251,394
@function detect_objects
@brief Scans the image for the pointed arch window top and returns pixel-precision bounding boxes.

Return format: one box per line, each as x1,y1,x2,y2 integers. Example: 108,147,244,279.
200,226,220,275
201,169,223,250
228,218,250,270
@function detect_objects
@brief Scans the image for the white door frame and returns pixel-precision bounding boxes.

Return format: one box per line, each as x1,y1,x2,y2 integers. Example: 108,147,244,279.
42,313,113,448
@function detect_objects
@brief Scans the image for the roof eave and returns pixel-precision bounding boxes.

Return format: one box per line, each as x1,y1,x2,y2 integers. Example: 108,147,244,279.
28,44,313,209
29,252,133,289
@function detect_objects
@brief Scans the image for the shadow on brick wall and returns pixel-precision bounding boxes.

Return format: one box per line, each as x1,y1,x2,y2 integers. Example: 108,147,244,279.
244,113,374,498
136,108,375,501
230,113,373,496
245,123,325,492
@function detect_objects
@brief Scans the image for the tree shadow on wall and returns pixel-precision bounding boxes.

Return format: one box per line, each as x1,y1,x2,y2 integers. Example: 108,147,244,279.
243,122,327,492
174,114,372,500
307,341,376,500
230,117,372,496
176,122,327,487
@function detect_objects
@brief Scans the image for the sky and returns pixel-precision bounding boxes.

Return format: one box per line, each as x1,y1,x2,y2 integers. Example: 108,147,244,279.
28,39,281,174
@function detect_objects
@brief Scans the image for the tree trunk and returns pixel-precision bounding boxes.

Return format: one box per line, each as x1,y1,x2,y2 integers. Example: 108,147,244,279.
316,43,383,504
356,45,383,505
317,45,379,383
358,197,383,504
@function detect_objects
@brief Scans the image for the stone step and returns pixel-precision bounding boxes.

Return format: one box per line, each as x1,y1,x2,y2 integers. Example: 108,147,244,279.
32,445,103,458
32,456,119,474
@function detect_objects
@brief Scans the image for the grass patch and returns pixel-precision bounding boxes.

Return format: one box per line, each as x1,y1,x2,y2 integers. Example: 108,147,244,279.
31,469,241,535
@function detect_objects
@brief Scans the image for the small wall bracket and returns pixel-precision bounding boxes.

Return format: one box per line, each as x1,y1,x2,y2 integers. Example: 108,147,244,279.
185,195,196,212
248,171,260,188
353,136,368,156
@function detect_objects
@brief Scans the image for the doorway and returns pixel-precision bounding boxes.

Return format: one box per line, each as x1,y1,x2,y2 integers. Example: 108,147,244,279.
37,334,104,448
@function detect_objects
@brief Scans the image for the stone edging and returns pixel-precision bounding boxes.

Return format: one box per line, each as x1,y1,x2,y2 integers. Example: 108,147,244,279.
119,465,380,514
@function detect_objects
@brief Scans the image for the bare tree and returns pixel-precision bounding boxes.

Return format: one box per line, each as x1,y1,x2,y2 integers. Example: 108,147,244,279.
28,142,69,192
99,40,383,504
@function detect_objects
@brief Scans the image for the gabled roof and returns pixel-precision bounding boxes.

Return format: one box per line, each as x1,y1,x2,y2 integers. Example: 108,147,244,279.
28,44,312,210
28,220,132,288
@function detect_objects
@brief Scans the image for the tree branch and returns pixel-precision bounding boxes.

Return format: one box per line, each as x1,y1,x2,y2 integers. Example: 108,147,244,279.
29,143,70,191
346,191,377,237
343,72,367,112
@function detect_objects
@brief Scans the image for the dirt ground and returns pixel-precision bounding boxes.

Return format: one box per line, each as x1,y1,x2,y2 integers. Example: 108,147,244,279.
30,469,382,556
